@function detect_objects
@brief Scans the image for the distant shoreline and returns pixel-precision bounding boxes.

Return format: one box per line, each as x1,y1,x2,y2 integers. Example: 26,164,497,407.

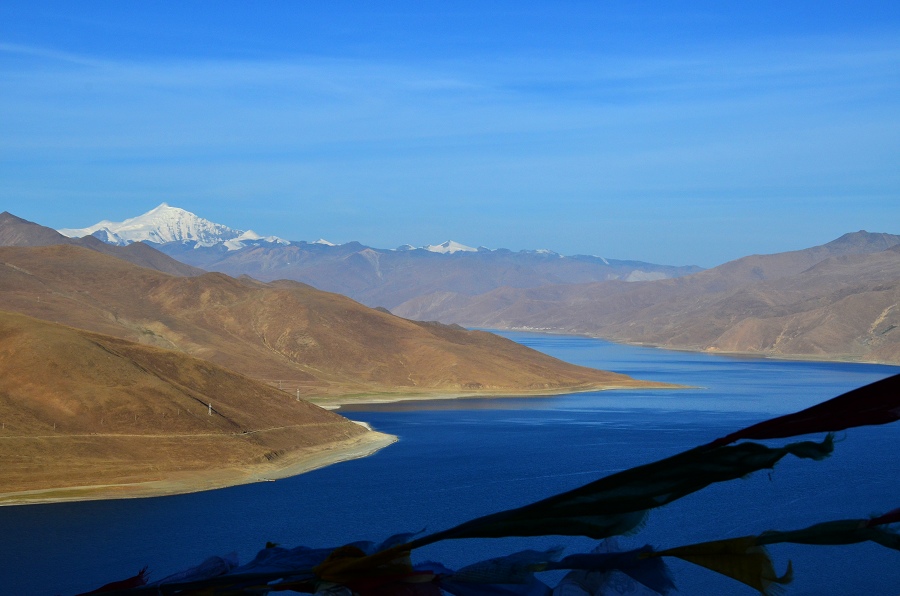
0,430,397,507
487,328,900,367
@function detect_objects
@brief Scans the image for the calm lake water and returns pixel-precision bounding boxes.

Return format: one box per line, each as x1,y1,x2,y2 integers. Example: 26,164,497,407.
1,332,898,595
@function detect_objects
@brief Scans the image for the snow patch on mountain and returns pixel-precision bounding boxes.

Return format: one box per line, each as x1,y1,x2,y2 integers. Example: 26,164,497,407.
87,227,128,245
223,230,290,251
391,241,479,253
424,241,478,254
523,248,562,257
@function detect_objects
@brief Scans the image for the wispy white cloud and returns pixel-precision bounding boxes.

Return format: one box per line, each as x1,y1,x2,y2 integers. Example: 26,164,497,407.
1,31,898,264
0,41,104,66
3,36,896,143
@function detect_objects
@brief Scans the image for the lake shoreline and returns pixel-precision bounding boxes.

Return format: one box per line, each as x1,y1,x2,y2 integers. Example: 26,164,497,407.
0,380,678,506
0,430,397,507
309,381,683,409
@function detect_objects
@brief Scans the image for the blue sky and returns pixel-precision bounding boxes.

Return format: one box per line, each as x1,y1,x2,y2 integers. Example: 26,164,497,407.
2,2,898,267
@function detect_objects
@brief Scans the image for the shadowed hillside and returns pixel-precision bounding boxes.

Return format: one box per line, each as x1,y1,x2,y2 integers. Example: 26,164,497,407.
0,310,388,501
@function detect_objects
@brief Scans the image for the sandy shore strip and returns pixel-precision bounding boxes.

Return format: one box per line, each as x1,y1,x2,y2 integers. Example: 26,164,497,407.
0,430,397,507
310,382,683,409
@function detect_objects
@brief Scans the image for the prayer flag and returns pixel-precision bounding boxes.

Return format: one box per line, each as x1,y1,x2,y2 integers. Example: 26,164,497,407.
406,436,833,546
706,374,900,448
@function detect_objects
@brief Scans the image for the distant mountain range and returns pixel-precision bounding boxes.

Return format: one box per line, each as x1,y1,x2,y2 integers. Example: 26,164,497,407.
46,204,900,364
393,231,900,364
58,204,703,309
58,203,533,255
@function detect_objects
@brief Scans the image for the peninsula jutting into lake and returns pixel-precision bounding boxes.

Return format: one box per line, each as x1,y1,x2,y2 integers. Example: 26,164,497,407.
0,213,674,504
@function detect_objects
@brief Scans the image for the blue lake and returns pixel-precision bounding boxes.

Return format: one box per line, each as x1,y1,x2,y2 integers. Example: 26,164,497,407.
1,332,899,595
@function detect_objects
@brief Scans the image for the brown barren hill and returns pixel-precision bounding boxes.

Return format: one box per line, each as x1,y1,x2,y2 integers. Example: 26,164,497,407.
0,245,665,401
0,310,392,504
394,232,900,365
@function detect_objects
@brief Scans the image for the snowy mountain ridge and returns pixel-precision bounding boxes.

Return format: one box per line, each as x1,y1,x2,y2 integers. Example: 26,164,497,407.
58,203,288,250
59,203,487,255
56,203,652,264
51,204,704,311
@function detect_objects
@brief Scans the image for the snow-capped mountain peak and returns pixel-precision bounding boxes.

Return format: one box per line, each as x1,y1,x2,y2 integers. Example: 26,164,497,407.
59,203,241,245
58,203,288,250
424,240,478,254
